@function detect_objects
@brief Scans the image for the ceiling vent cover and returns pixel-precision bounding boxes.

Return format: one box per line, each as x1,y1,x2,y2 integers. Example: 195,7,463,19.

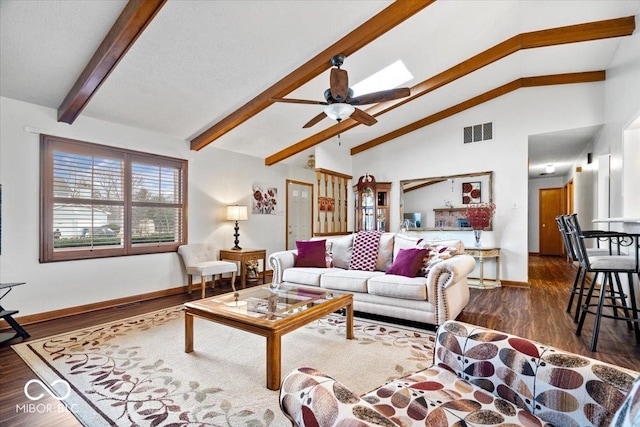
463,122,493,144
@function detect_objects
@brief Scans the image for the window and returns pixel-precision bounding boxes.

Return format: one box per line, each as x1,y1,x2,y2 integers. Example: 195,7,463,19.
40,135,187,262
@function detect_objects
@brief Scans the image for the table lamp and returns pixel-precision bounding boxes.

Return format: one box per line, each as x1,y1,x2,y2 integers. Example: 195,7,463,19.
226,205,248,250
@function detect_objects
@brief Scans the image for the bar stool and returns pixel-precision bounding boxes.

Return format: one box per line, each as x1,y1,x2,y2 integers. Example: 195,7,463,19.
556,215,614,322
565,214,640,351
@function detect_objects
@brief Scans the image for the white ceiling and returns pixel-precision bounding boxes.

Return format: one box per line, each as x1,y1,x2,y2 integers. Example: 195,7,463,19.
2,0,639,172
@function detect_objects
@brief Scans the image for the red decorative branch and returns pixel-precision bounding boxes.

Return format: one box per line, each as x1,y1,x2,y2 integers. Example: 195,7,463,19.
464,202,496,229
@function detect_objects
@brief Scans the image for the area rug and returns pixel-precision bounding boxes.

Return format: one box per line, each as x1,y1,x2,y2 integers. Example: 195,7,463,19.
13,306,435,426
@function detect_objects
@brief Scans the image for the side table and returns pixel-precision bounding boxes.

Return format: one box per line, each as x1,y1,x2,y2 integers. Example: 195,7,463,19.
464,247,501,289
0,282,30,345
220,248,266,289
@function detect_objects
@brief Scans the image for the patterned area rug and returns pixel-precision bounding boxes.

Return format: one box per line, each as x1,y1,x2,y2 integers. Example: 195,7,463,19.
12,306,435,426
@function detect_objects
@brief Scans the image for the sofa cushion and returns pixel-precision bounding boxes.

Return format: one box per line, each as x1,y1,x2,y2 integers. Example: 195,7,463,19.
295,239,327,267
349,230,383,271
392,234,423,259
327,234,353,269
282,267,343,287
321,270,384,293
362,366,546,426
386,248,429,277
375,232,396,271
367,274,429,301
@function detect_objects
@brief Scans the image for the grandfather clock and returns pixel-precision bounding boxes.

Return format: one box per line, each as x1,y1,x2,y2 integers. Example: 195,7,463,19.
354,174,391,232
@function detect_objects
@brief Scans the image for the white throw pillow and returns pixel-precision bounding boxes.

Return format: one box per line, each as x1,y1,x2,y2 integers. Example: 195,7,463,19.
393,234,423,260
328,234,354,269
375,233,396,271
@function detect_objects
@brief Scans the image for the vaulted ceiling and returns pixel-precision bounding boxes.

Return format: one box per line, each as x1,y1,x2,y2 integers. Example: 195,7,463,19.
1,0,638,174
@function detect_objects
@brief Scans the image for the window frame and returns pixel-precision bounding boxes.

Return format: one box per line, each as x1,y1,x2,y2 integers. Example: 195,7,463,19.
40,134,188,262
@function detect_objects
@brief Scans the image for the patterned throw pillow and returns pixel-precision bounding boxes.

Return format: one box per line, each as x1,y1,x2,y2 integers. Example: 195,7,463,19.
325,241,334,268
418,245,459,277
349,230,383,271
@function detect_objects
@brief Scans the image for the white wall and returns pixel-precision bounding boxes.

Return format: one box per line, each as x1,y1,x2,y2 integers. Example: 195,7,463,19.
594,16,640,219
623,127,640,217
0,96,297,316
527,176,564,253
353,83,604,283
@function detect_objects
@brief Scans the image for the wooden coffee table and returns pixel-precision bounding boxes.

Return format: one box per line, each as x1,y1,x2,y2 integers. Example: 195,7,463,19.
184,284,353,390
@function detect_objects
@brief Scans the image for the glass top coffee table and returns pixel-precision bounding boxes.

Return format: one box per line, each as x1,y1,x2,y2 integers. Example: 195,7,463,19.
184,284,353,390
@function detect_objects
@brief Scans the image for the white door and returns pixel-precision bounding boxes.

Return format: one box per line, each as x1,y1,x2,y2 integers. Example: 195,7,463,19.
287,180,313,249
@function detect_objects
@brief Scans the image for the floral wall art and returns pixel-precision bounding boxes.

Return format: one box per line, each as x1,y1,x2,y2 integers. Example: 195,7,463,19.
252,182,278,215
462,181,481,204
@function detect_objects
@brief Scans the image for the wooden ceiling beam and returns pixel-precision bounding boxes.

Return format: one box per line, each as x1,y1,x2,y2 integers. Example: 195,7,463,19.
403,179,447,193
190,0,435,151
57,0,167,124
350,71,606,155
265,15,634,165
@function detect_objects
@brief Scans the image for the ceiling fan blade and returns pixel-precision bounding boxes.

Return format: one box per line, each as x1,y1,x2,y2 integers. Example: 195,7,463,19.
270,97,328,105
303,111,328,128
330,68,349,102
350,87,410,106
350,108,377,126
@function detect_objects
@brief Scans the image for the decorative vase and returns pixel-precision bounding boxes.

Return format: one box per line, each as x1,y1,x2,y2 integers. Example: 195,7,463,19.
473,229,482,248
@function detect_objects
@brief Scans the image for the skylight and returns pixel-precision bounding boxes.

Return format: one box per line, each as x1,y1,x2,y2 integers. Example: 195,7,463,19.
351,60,413,97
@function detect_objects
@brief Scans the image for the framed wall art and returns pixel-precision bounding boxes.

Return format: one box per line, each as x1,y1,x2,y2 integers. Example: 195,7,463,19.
252,182,278,214
462,181,481,204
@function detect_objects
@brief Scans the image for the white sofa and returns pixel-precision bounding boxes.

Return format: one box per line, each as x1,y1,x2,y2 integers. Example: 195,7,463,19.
268,233,476,326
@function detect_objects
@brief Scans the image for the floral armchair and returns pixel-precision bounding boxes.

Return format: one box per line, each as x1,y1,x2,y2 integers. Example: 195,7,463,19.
279,320,640,426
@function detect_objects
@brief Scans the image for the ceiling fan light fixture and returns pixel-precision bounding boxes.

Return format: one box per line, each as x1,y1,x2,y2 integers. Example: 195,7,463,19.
324,103,355,121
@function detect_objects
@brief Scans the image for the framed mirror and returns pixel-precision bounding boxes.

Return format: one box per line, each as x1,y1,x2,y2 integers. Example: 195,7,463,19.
400,171,493,231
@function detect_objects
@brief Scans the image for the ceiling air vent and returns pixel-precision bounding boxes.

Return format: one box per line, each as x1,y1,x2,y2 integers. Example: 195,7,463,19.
463,122,493,144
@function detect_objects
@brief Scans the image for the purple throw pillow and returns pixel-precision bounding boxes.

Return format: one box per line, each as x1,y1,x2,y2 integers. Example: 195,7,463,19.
386,248,430,277
295,240,327,268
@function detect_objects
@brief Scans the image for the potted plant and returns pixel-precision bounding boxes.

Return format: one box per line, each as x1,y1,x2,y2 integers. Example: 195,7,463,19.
464,202,496,247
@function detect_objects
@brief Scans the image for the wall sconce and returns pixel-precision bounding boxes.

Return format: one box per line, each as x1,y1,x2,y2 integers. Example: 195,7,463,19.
226,205,248,250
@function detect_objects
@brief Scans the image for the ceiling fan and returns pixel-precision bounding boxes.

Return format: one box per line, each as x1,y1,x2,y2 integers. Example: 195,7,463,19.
271,54,411,128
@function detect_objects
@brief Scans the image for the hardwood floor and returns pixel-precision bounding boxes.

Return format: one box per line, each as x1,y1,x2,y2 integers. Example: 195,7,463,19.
459,255,640,371
1,256,638,426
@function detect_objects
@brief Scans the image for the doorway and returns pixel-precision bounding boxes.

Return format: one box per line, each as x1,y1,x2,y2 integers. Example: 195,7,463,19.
564,179,574,215
286,180,313,250
539,187,564,255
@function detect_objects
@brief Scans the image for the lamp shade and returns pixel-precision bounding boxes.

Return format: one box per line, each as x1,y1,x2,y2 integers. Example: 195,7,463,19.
324,103,355,121
226,205,248,221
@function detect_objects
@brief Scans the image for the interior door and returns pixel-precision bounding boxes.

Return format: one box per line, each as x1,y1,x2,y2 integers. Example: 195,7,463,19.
286,180,313,249
539,187,564,255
